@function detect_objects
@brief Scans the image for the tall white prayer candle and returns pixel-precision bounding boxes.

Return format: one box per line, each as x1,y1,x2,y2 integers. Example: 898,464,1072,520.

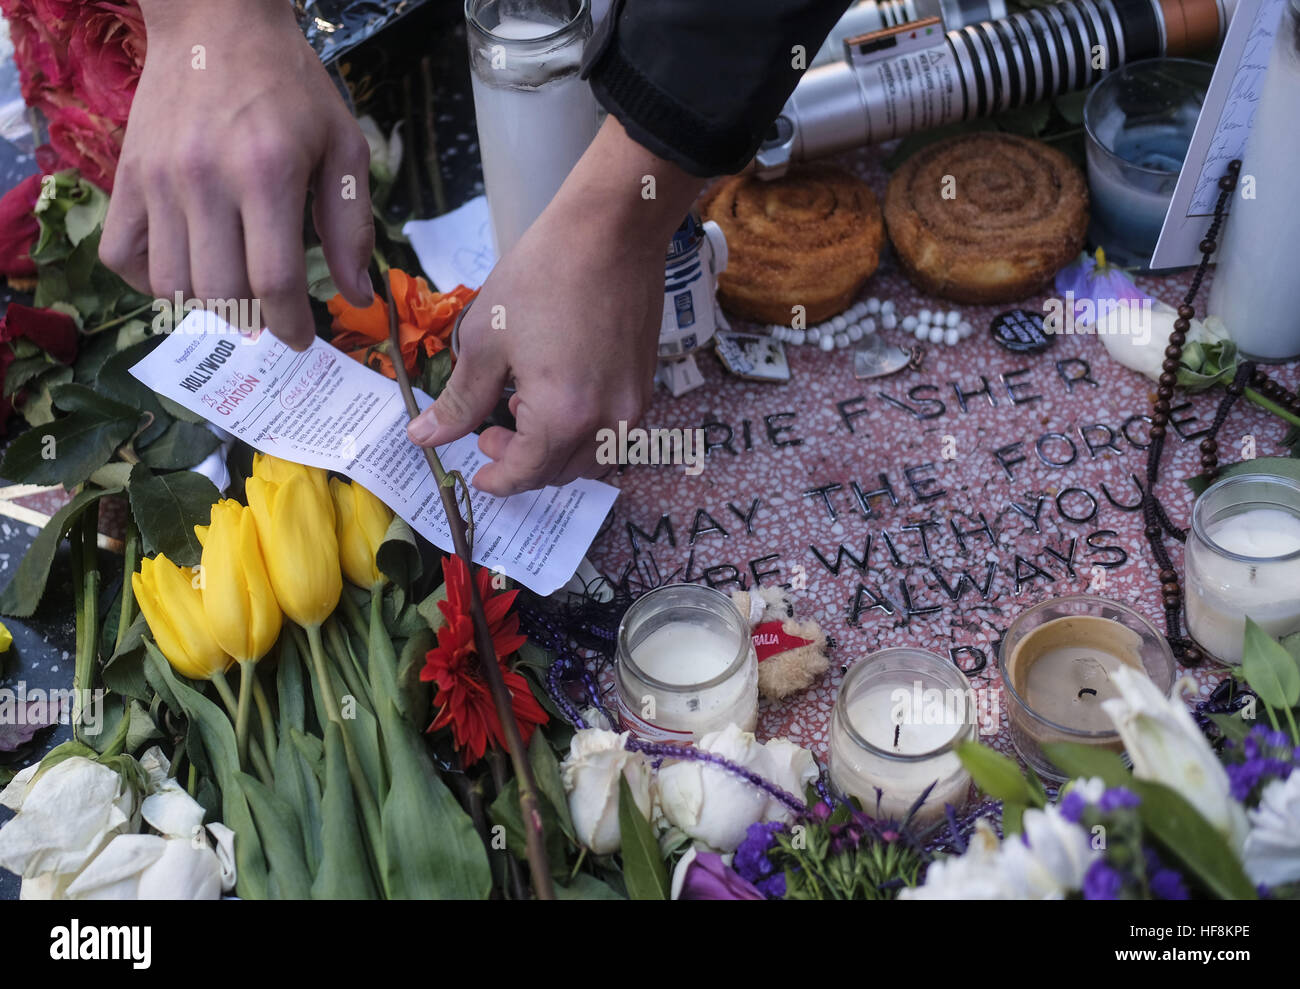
616,584,758,743
466,0,601,257
1185,474,1300,664
829,649,974,829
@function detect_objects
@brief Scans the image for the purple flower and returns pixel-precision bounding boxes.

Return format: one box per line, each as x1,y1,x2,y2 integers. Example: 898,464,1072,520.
1098,787,1141,812
1083,860,1125,900
1149,869,1189,900
677,852,765,900
1059,791,1087,823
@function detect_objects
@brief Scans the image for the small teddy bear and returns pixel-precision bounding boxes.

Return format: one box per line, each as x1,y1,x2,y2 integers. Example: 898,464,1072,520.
731,586,830,701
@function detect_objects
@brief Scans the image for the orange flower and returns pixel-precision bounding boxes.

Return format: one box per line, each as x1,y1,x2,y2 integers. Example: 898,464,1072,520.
327,269,476,378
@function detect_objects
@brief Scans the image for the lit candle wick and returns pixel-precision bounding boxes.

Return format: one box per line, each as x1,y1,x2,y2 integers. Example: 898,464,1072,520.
893,723,901,748
1078,687,1097,699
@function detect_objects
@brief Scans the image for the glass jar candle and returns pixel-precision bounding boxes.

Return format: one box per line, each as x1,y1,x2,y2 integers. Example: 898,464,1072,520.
1185,473,1300,664
465,0,601,257
1001,595,1175,781
828,648,974,829
615,584,758,743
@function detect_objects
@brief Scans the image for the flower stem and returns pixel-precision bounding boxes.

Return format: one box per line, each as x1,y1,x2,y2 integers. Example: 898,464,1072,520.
115,520,139,654
84,299,154,335
340,587,370,643
305,622,384,860
252,675,278,765
211,670,239,719
71,510,100,745
378,266,554,899
235,660,255,768
1244,388,1300,430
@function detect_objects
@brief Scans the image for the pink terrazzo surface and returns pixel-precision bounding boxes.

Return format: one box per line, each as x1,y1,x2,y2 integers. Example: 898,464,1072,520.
585,141,1300,765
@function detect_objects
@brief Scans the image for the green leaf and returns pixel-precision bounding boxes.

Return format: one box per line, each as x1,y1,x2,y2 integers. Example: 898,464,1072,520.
416,583,449,633
420,348,454,399
157,393,211,425
95,339,171,448
0,406,138,486
138,420,221,471
1208,711,1252,744
277,632,308,737
376,516,422,590
4,356,57,396
488,775,569,880
305,245,339,302
1131,779,1256,900
618,774,667,900
143,643,268,899
64,182,109,247
555,873,626,900
1186,456,1300,496
1241,617,1300,711
0,485,119,617
1040,742,1131,787
529,730,575,842
312,722,379,898
16,365,73,428
127,464,219,565
955,742,1038,806
1003,801,1025,837
237,771,314,899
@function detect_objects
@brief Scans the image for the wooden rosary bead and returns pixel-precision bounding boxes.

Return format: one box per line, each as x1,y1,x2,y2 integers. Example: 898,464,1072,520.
1154,399,1171,415
1198,238,1217,254
1162,581,1181,596
1157,385,1174,400
1177,304,1196,320
1158,372,1177,387
1165,345,1183,359
1173,318,1191,332
1200,438,1218,454
1150,424,1166,439
1159,568,1177,583
1162,358,1180,373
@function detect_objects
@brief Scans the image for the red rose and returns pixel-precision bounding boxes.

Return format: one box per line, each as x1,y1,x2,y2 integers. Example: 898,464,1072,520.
68,1,146,126
27,0,80,40
47,103,122,192
0,303,79,365
0,302,79,430
2,0,73,113
0,174,42,278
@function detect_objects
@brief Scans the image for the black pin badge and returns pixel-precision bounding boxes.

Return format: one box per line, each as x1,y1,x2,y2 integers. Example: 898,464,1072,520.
990,309,1054,354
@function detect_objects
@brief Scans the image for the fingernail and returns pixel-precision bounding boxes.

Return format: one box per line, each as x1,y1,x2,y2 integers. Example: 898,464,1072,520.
356,273,375,305
407,409,437,444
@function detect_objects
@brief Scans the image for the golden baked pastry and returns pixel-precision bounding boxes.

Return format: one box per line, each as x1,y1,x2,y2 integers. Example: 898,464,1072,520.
701,165,883,325
884,132,1089,304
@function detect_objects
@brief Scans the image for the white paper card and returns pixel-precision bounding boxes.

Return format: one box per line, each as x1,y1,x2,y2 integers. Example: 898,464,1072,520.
1150,0,1285,269
402,195,497,291
128,311,618,596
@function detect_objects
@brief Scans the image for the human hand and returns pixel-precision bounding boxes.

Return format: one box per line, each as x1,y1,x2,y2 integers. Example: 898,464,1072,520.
406,117,705,496
100,0,375,348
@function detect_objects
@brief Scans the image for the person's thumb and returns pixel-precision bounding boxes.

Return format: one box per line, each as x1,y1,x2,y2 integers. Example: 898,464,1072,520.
409,354,506,448
312,121,375,307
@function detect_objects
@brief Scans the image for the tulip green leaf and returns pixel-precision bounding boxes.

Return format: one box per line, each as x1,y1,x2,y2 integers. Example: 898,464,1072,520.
0,484,119,617
619,774,668,900
144,643,269,899
238,771,314,900
276,632,308,737
313,722,379,898
273,732,318,876
1002,801,1024,837
127,464,219,565
955,742,1040,807
1040,743,1131,788
1241,617,1300,711
138,420,221,471
1131,779,1257,900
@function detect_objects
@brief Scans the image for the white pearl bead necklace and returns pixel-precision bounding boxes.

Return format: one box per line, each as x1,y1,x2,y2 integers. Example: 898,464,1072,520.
766,298,975,350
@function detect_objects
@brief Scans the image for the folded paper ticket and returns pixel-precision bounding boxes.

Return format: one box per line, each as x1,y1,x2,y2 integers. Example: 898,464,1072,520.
129,311,618,595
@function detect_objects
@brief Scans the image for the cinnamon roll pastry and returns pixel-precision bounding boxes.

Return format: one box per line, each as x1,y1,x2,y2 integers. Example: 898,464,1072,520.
701,165,883,325
884,133,1089,304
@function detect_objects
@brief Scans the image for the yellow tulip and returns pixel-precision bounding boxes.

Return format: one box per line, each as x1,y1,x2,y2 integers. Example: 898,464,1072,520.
246,469,342,627
251,453,335,525
194,499,283,662
330,478,394,588
132,555,232,680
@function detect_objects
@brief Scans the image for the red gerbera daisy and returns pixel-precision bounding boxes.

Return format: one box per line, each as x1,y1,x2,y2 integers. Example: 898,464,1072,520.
419,554,547,765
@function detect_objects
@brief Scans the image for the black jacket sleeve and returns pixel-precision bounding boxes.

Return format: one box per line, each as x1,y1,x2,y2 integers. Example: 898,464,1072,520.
581,0,853,177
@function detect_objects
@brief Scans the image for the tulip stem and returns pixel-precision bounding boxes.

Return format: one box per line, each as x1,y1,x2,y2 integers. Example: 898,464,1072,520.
211,670,239,720
115,520,139,654
377,265,555,900
71,510,100,746
305,622,385,862
341,588,370,645
235,660,255,769
252,676,278,765
326,617,373,713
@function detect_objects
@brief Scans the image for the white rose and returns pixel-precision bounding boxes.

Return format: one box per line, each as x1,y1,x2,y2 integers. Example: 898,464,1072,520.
759,737,818,823
1242,773,1300,888
0,757,137,888
560,729,653,855
65,831,229,900
1098,303,1226,381
657,724,803,852
1102,668,1248,850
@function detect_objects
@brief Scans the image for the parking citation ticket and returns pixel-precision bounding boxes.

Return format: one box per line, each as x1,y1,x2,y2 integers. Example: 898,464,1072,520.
130,311,618,596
